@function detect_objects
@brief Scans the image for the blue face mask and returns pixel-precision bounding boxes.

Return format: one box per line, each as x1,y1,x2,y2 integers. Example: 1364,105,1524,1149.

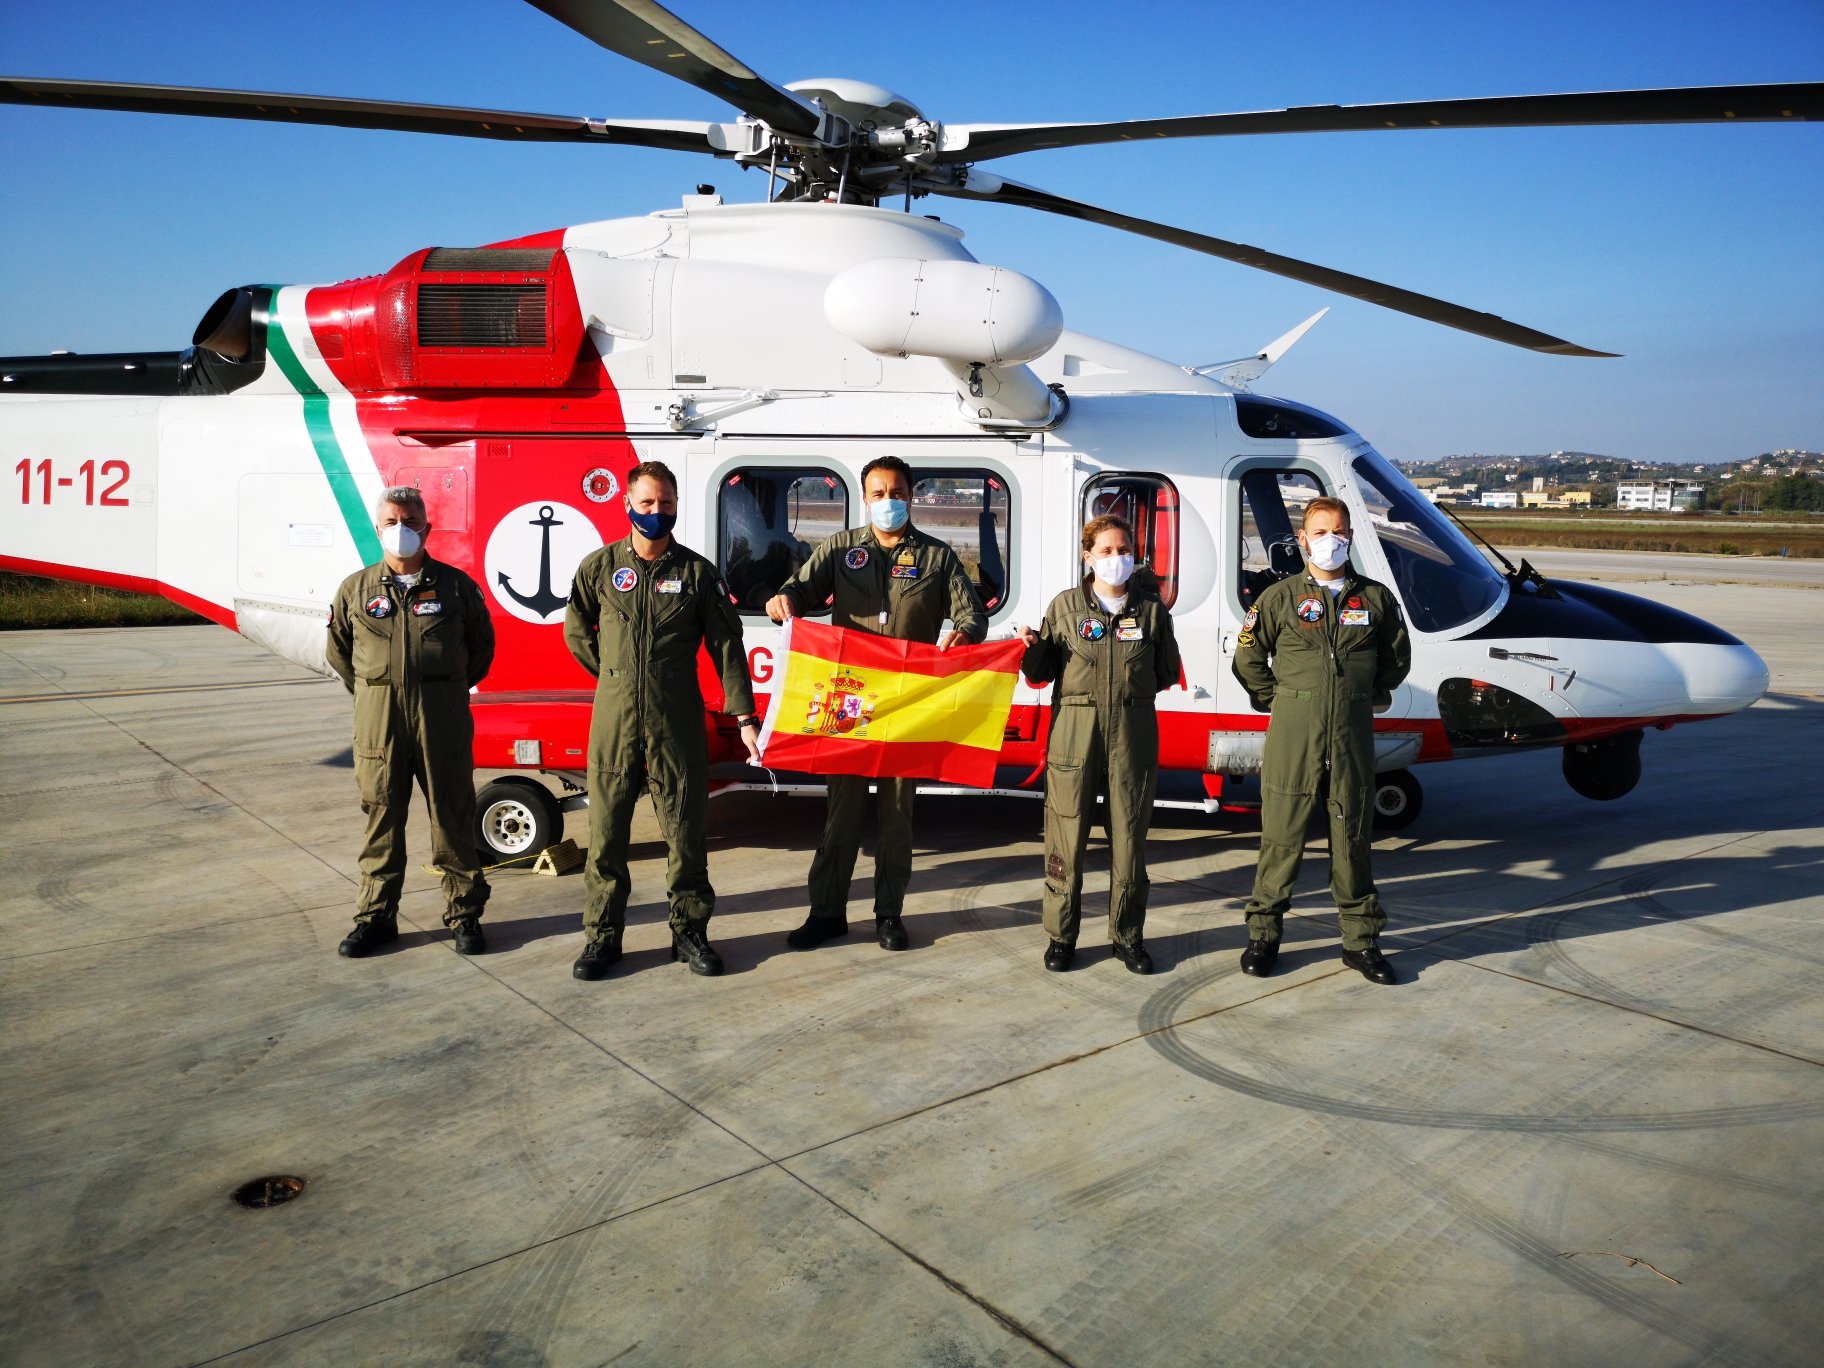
627,507,676,540
869,498,909,533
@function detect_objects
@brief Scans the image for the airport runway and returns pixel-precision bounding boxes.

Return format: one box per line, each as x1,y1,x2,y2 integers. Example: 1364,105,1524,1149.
2,550,1820,1366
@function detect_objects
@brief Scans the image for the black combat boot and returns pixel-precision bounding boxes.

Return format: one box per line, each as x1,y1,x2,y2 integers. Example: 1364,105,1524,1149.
1043,939,1076,972
449,918,486,956
1112,938,1154,975
671,923,725,976
572,930,623,980
338,918,398,958
1239,939,1279,977
785,915,849,949
875,915,909,951
1341,945,1398,985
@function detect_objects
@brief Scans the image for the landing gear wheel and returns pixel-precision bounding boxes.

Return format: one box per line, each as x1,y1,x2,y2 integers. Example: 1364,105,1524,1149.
475,778,564,863
1371,769,1423,831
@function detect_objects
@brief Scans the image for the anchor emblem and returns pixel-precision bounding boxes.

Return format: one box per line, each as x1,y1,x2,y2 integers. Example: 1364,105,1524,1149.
497,505,569,619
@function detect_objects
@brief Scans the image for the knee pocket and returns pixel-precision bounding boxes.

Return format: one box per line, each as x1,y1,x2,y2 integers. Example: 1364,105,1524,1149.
355,747,391,807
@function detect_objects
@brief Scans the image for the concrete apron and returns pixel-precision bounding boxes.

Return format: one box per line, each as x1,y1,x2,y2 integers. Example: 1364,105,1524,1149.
0,562,1820,1366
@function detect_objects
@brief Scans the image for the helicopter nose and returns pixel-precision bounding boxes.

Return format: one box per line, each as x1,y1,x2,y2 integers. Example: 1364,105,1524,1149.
1666,638,1770,715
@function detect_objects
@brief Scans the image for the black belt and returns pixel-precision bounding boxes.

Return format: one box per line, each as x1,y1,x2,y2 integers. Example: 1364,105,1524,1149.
358,674,454,685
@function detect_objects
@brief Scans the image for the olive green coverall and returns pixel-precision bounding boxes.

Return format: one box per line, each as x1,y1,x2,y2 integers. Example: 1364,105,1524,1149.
1022,580,1182,948
1232,571,1412,951
565,538,755,938
776,524,986,922
326,557,495,927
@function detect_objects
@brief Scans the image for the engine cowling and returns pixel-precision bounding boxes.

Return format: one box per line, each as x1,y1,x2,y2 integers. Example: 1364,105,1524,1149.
305,247,587,391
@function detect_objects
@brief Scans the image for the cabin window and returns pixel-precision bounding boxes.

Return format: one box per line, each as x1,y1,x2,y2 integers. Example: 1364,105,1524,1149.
1080,473,1179,610
718,468,849,614
910,469,1012,614
1237,467,1327,610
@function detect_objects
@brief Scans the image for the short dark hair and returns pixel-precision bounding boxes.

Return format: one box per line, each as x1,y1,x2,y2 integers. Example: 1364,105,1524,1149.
626,459,679,495
860,455,913,493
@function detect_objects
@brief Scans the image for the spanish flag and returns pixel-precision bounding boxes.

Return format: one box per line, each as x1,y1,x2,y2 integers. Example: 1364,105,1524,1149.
758,619,1026,786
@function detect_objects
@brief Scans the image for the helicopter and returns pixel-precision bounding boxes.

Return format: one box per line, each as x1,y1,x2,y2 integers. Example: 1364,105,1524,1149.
2,1,1813,862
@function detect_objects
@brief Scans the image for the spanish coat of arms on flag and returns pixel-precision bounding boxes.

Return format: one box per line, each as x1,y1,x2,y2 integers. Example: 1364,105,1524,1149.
756,619,1026,786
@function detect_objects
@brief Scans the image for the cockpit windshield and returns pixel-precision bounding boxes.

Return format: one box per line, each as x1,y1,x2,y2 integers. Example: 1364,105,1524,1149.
1352,450,1506,633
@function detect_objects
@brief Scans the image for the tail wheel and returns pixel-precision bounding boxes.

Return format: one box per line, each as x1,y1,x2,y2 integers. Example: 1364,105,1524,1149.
475,778,563,863
1371,769,1423,831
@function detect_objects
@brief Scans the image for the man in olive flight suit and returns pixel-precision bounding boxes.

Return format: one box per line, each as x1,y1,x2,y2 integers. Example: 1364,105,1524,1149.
765,455,987,952
327,484,496,958
1233,495,1412,984
565,460,761,980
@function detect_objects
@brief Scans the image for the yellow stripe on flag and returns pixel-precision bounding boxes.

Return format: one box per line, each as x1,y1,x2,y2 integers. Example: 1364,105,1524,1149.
771,645,1012,750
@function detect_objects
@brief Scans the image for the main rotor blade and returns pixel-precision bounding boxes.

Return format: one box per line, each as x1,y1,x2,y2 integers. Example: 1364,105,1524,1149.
940,82,1824,163
932,174,1617,356
0,76,721,153
524,0,822,137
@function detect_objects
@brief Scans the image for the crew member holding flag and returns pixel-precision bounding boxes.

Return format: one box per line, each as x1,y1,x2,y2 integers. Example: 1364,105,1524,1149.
1016,514,1181,974
765,455,986,952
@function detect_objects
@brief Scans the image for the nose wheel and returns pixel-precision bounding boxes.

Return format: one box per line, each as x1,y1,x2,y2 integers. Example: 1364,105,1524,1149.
1371,769,1423,831
475,777,564,863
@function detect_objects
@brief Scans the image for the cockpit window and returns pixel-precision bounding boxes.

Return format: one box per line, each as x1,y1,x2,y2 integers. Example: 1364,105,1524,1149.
1352,451,1506,633
1237,467,1326,610
1236,395,1350,440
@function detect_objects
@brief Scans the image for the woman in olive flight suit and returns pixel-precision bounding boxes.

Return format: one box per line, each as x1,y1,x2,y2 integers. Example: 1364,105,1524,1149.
1017,514,1181,974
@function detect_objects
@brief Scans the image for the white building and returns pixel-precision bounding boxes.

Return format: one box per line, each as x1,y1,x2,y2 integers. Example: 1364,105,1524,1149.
1616,479,1702,511
1480,490,1519,509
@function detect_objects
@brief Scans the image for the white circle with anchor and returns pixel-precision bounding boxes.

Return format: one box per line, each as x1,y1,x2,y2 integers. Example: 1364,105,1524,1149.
483,501,605,624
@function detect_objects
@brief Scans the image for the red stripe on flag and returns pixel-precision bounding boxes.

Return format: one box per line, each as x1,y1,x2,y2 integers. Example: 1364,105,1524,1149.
762,734,1005,787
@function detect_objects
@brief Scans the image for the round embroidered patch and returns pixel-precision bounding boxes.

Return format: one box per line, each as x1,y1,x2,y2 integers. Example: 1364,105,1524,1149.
844,547,869,570
1079,618,1106,641
611,566,638,592
1296,596,1324,623
365,595,392,619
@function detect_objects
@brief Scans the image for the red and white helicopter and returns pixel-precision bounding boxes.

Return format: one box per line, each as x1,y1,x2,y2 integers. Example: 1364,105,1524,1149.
3,2,1813,860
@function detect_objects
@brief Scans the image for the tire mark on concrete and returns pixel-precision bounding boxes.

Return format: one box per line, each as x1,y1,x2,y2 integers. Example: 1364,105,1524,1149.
1138,964,1824,1133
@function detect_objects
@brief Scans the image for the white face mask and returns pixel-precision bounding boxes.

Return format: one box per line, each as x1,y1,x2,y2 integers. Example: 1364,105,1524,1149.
379,523,424,559
1304,532,1349,572
1091,552,1135,587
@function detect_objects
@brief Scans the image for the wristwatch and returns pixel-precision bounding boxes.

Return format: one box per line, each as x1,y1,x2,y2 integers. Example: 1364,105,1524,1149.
737,715,762,730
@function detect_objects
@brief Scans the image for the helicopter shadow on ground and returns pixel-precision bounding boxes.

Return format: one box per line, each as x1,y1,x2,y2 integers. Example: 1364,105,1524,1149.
1350,694,1824,980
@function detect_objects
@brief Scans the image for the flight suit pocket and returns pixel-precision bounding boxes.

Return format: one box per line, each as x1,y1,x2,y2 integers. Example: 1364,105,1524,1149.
351,614,393,681
1262,693,1317,796
1045,699,1097,819
413,611,465,679
355,745,391,809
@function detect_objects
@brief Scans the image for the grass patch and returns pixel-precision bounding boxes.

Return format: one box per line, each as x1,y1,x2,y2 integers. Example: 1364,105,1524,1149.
1456,514,1824,559
0,572,206,630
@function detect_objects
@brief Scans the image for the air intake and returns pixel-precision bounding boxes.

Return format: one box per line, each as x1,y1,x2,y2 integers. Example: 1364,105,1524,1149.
416,284,547,348
422,247,557,273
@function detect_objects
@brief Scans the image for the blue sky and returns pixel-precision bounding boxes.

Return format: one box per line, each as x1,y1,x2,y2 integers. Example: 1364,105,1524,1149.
3,0,1819,462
